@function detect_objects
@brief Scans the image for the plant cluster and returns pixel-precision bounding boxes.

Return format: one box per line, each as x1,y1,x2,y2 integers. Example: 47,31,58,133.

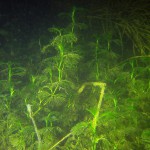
0,1,150,150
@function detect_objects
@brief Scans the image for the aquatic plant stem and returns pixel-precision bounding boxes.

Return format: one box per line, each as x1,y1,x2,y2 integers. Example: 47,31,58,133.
27,104,41,150
49,132,72,150
78,82,106,150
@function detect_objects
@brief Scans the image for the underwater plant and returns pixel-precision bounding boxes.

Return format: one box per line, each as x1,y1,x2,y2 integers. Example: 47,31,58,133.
0,3,149,149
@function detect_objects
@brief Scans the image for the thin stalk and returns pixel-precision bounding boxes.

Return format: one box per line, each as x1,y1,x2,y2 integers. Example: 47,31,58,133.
78,82,106,150
49,132,72,150
27,104,41,150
